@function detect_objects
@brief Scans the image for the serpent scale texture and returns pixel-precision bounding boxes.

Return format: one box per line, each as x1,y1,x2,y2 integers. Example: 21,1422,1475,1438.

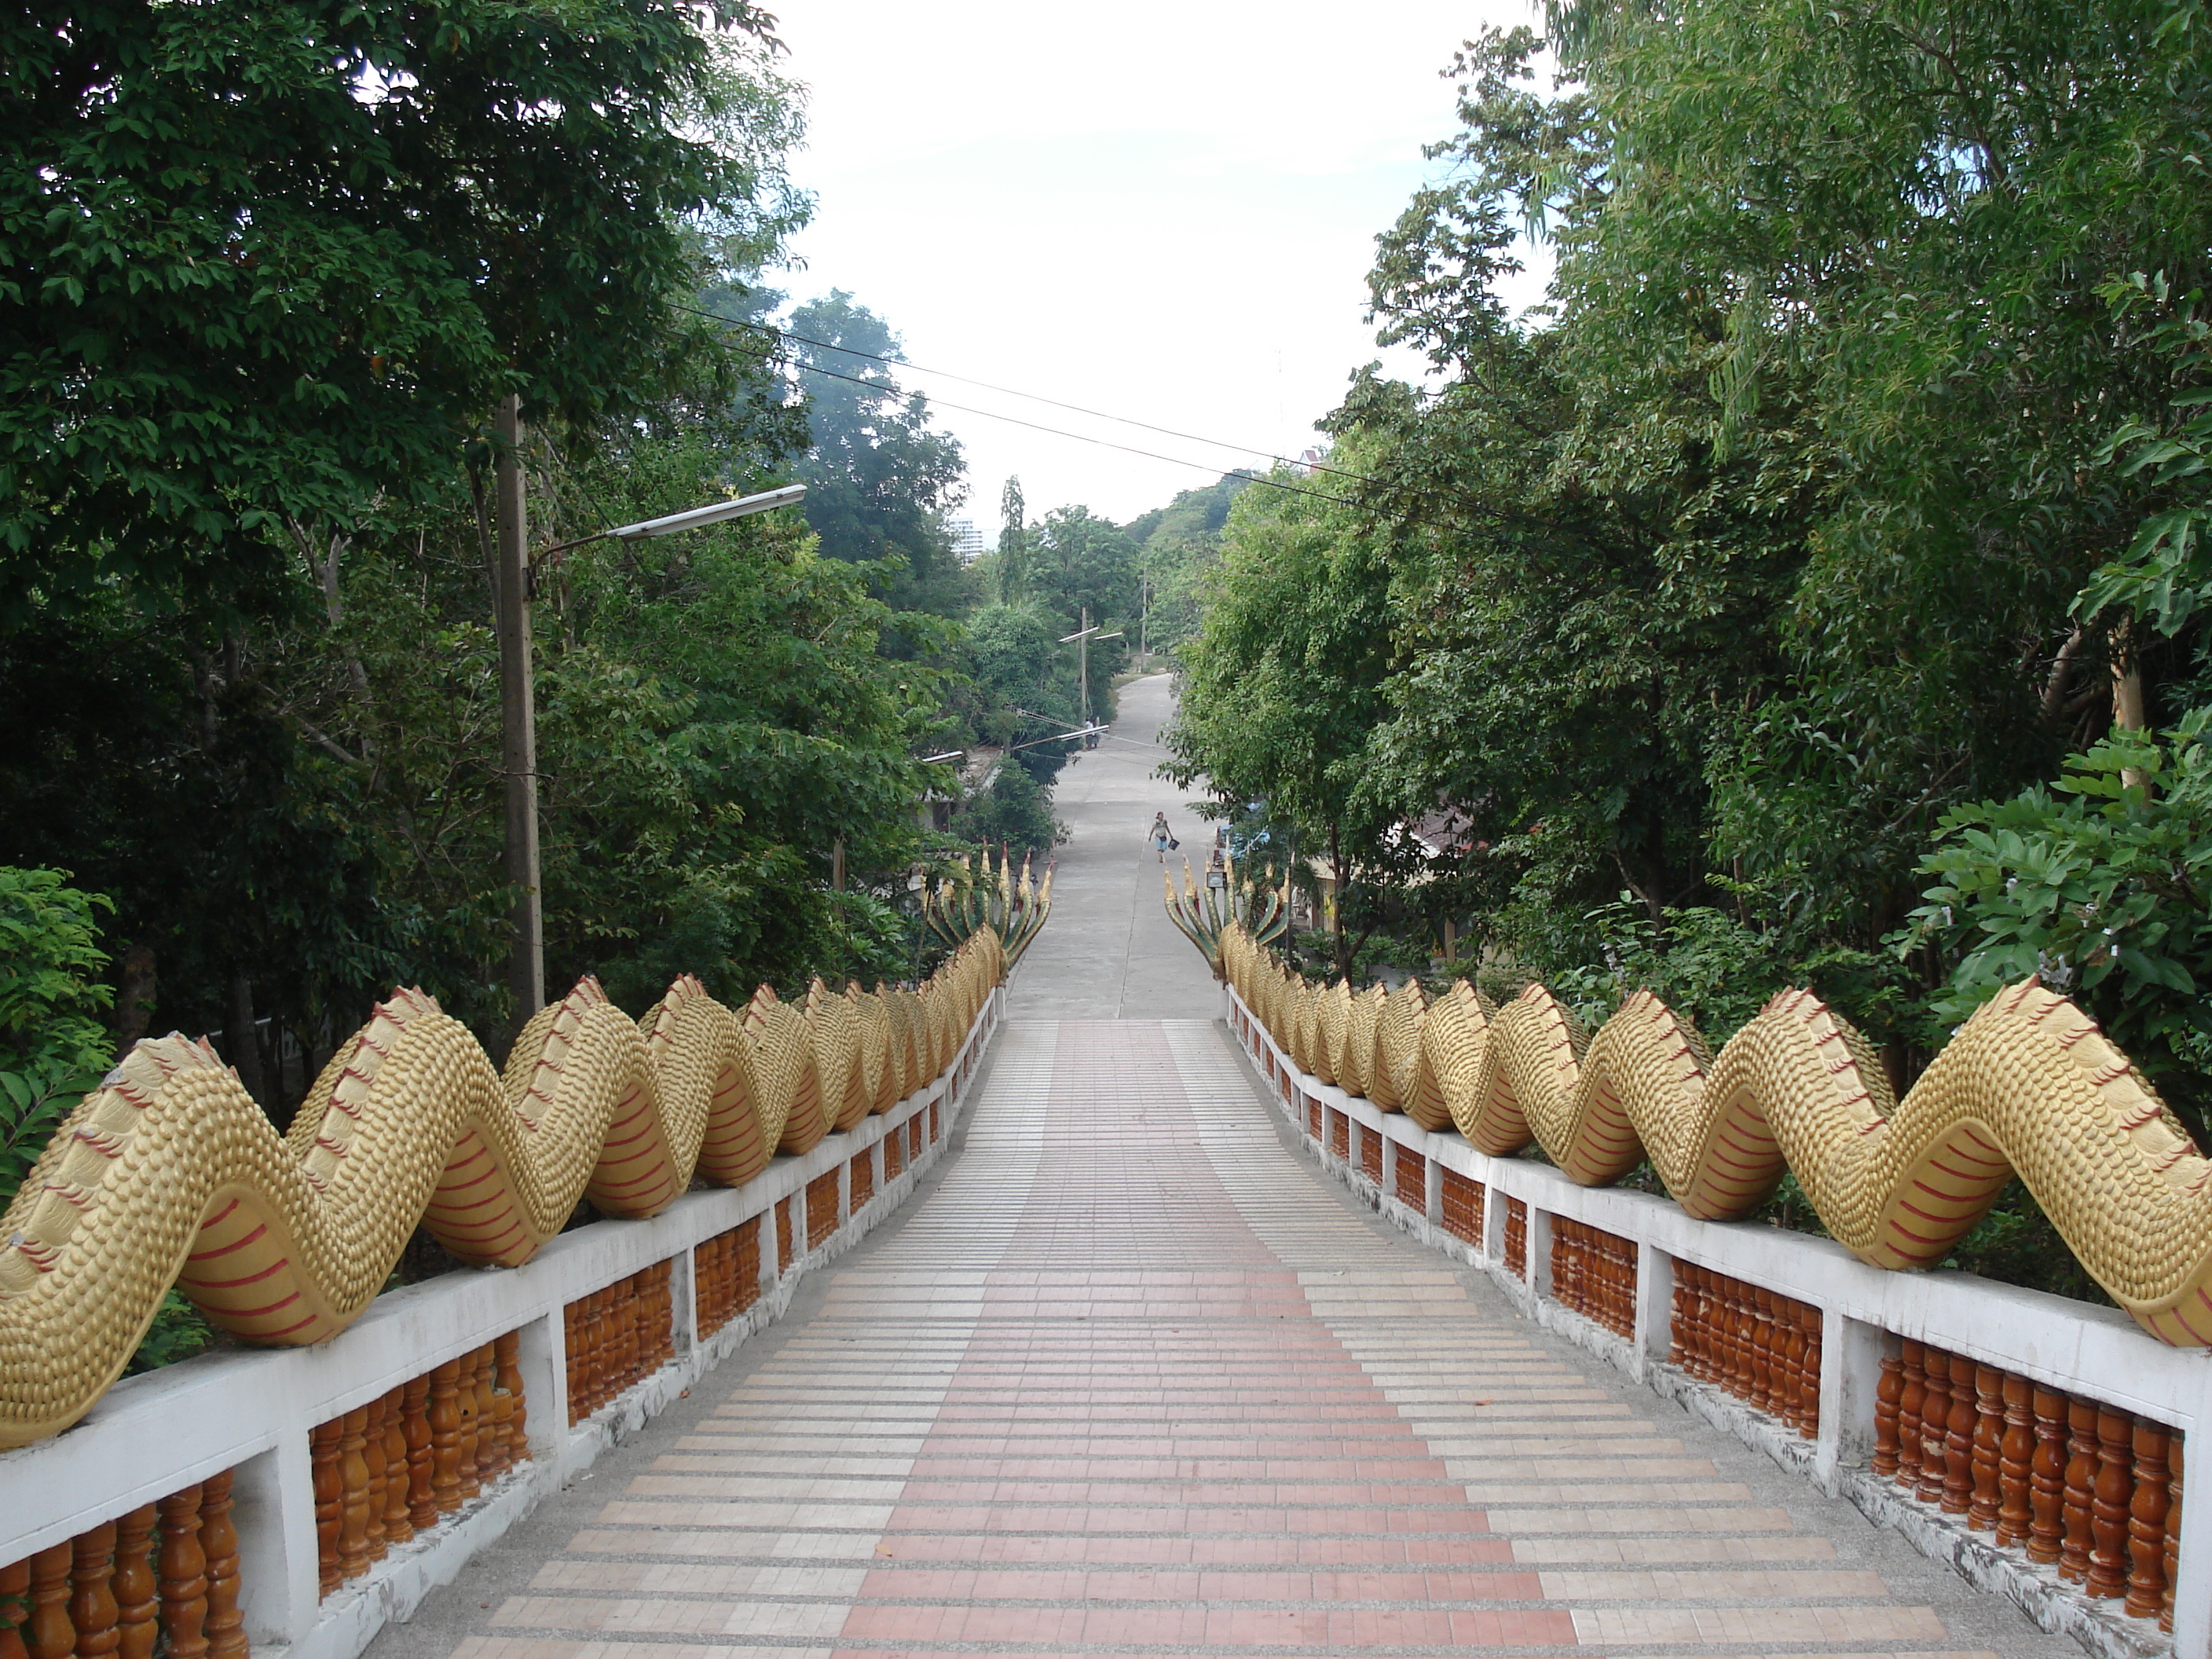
0,931,1003,1449
1215,925,2212,1347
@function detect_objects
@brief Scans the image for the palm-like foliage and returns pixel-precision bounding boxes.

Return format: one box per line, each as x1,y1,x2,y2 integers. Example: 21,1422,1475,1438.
1163,851,1290,979
921,846,1053,966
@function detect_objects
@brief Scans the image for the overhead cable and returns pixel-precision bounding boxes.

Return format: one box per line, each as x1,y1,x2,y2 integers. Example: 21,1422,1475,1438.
696,307,1382,493
685,303,1499,520
782,358,1357,511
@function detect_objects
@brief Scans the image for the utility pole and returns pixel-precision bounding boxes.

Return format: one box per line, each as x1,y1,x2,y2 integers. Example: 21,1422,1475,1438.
490,408,802,1034
1059,612,1123,746
495,394,544,1023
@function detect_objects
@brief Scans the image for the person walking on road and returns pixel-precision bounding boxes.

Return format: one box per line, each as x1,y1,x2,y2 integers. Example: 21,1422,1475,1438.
1148,811,1175,863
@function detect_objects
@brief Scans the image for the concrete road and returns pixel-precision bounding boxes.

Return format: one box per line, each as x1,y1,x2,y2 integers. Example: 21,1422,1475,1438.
1005,672,1223,1020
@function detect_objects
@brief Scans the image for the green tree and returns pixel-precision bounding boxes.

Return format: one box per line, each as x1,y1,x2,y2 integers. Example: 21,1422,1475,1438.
1122,474,1249,550
950,762,1064,861
1532,0,2212,959
1031,505,1138,630
1022,505,1137,722
0,357,946,1081
0,868,113,1203
1301,4,2212,1051
1361,28,1804,934
2,0,804,621
550,439,951,1003
957,603,1078,782
1162,465,1408,977
1124,475,1249,657
0,0,839,1093
2075,276,2212,642
996,477,1031,604
0,595,411,1111
262,424,951,1033
783,292,968,599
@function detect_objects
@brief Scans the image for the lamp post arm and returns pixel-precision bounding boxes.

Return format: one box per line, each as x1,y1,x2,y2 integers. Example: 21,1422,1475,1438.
537,483,808,560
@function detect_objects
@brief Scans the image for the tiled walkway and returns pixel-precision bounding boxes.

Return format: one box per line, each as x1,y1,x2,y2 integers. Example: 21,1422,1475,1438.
408,1016,2079,1659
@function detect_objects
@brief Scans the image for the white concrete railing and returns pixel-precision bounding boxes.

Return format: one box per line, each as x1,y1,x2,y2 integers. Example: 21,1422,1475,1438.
1225,983,2212,1659
0,984,1003,1659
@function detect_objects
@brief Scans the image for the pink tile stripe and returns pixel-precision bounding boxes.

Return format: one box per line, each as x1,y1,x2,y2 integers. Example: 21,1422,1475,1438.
448,1019,2024,1659
833,1022,1573,1654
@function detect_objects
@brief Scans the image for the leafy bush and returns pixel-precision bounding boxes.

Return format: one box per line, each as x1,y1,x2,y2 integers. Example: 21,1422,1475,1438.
1350,932,1432,980
951,762,1064,860
2075,276,2212,638
1903,721,2212,1131
1537,898,1796,1046
0,867,115,1207
0,870,233,1370
124,1291,218,1374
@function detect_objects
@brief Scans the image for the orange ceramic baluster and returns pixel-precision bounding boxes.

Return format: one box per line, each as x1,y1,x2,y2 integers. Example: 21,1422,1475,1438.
1917,1350,1951,1505
200,1470,244,1659
2163,1434,2184,1632
335,1406,371,1583
2028,1386,2067,1564
67,1522,119,1659
454,1349,482,1503
2086,1406,2133,1598
1996,1373,2034,1547
110,1508,158,1659
360,1395,388,1563
155,1485,208,1659
1966,1364,2003,1529
1873,1354,1903,1477
26,1544,73,1659
383,1387,414,1546
471,1343,498,1482
1897,1340,1926,1489
309,1420,342,1595
2060,1397,2097,1580
2126,1419,2172,1619
403,1376,435,1529
429,1360,463,1518
1,1556,34,1659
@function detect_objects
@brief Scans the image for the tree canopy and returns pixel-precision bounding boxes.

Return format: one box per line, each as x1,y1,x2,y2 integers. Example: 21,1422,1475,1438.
1165,0,2212,1298
1125,474,1249,655
1162,462,1401,976
0,2,991,1138
782,291,967,594
1,0,804,622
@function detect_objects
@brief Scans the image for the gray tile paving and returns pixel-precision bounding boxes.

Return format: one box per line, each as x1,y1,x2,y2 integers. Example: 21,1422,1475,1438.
363,673,2085,1659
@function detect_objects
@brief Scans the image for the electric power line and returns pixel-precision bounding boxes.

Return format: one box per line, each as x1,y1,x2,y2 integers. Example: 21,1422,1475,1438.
782,357,1357,511
695,307,1382,493
687,304,1503,520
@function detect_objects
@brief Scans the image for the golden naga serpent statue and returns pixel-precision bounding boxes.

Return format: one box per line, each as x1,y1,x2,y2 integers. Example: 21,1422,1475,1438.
0,931,1004,1451
921,846,1053,967
1214,924,2212,1349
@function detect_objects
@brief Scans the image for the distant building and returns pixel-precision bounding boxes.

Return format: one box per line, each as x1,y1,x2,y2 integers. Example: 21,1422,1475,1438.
944,518,992,566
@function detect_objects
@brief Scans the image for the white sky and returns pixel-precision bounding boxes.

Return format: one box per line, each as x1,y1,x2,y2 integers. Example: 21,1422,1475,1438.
769,0,1547,528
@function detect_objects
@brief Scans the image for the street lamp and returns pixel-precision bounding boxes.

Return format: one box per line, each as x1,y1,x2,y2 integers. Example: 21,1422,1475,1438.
540,483,808,553
493,393,804,1026
1058,606,1124,729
